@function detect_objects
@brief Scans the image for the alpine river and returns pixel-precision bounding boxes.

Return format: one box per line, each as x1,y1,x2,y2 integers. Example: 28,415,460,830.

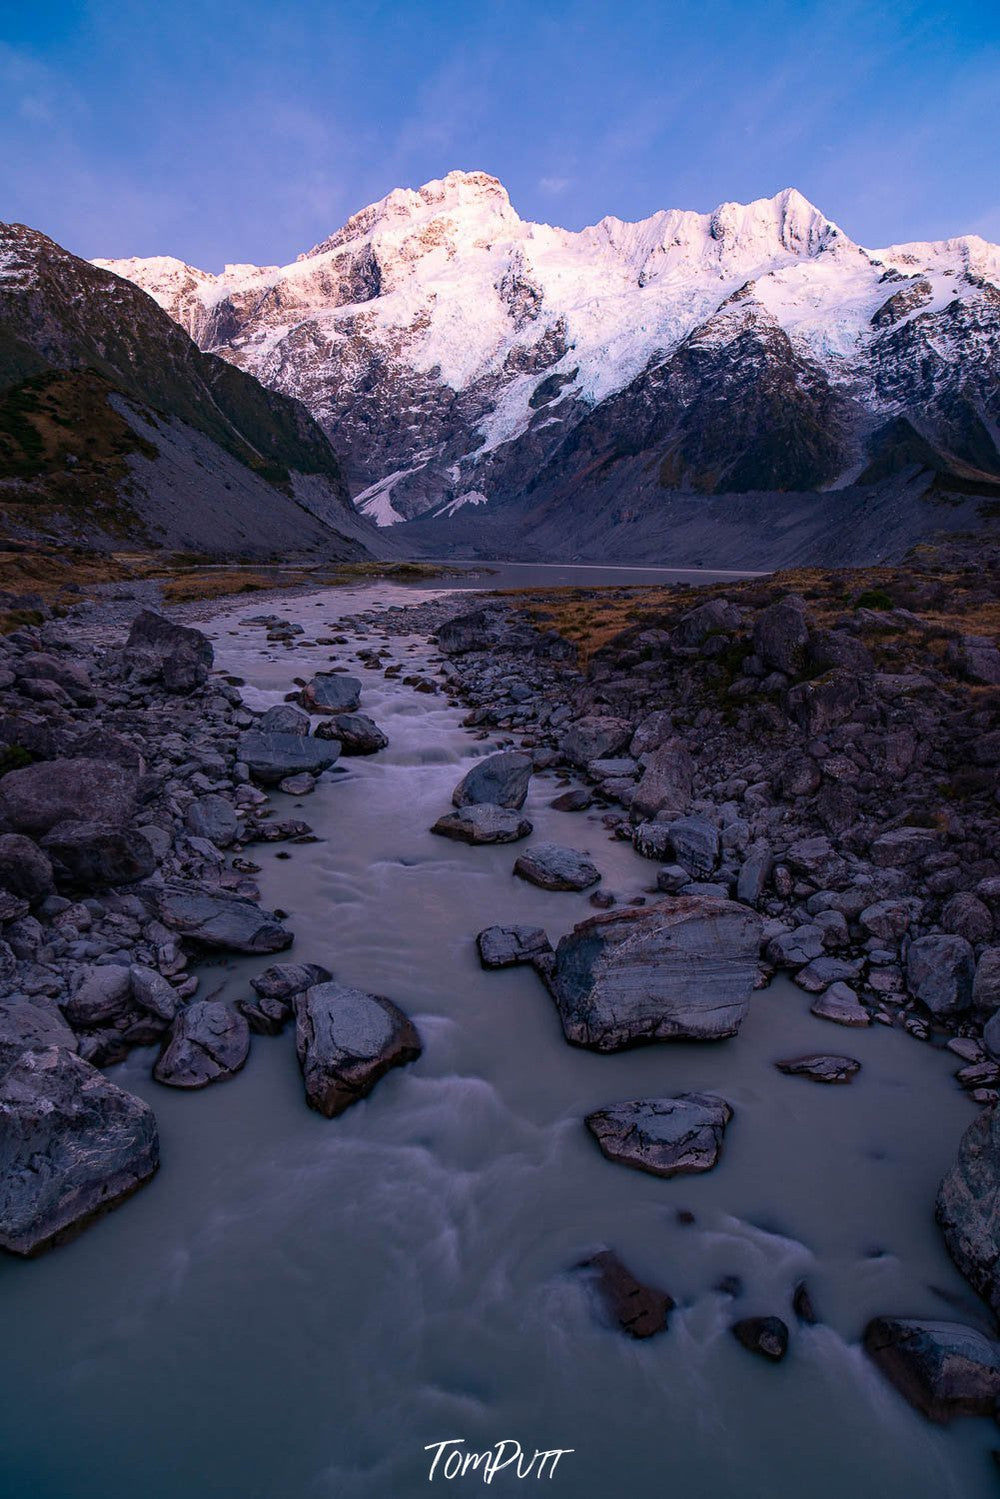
0,569,995,1499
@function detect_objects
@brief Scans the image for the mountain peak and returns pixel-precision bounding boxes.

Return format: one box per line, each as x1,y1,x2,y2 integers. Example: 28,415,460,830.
302,168,514,261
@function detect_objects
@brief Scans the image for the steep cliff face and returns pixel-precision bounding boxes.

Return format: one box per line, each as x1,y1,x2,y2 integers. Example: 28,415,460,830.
0,223,381,556
97,171,1000,540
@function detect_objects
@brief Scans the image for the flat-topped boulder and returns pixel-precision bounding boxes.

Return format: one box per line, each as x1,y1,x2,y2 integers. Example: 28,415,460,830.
258,703,310,735
236,731,340,786
586,1094,732,1177
300,672,362,714
476,925,552,969
864,1317,1000,1421
154,1002,250,1088
432,805,532,845
936,1105,1000,1317
0,1046,158,1255
157,883,293,953
774,1054,861,1084
544,898,761,1051
452,751,532,811
294,982,422,1117
514,843,601,891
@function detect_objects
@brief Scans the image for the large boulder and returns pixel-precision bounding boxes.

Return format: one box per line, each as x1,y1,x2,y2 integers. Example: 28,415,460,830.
0,833,53,902
41,822,156,887
0,1046,158,1255
236,731,339,786
431,805,532,845
300,673,362,714
631,740,694,822
124,610,213,692
294,981,422,1117
906,935,975,1016
544,898,762,1051
753,594,809,674
316,713,388,755
62,966,133,1028
561,717,633,768
586,1094,732,1177
257,703,310,736
664,816,719,877
157,883,293,953
185,795,238,848
864,1317,1000,1421
154,1001,250,1088
0,758,137,836
514,843,601,891
936,1105,1000,1317
0,999,77,1075
452,751,532,811
435,607,503,655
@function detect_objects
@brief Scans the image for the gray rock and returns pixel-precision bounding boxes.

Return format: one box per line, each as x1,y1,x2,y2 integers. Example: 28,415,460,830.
631,740,694,822
810,982,869,1027
432,804,533,844
477,925,553,969
258,703,310,735
906,935,975,1016
948,635,1000,687
545,898,762,1050
793,955,863,993
629,710,675,758
236,731,340,786
579,1248,674,1338
665,815,719,877
732,1316,789,1362
973,948,1000,1011
0,1046,158,1255
301,673,362,714
154,1001,250,1088
941,892,993,944
805,628,874,676
129,966,179,1022
452,751,532,811
278,773,316,795
62,966,133,1028
864,1317,1000,1421
985,1013,1000,1060
124,610,212,692
435,607,503,655
766,924,825,968
632,822,675,861
672,598,742,647
860,900,912,942
0,758,138,836
870,827,939,868
238,962,333,1035
0,834,53,902
561,716,633,768
41,822,156,888
318,712,389,755
586,1093,732,1177
775,1053,861,1083
550,788,593,812
157,883,293,953
656,864,690,894
0,999,77,1075
294,982,421,1117
753,594,809,674
937,1105,1000,1317
514,843,601,891
736,842,773,907
185,795,238,848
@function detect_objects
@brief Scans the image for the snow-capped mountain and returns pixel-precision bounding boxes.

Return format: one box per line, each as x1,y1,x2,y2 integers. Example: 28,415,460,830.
96,170,1000,532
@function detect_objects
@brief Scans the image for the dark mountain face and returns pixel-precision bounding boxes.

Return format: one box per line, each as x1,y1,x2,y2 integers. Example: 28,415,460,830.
0,223,380,558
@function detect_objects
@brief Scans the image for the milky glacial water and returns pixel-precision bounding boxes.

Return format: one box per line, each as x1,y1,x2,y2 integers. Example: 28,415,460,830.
0,576,996,1499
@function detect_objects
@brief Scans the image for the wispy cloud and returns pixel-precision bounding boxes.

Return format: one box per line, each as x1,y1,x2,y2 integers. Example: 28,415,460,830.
538,176,571,194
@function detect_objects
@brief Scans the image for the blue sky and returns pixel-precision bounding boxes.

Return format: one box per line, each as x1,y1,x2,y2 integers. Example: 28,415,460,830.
2,0,998,268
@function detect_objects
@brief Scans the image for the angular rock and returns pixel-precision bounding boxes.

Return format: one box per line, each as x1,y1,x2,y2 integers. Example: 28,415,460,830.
753,594,809,674
514,843,601,891
124,610,213,692
258,703,310,735
793,955,863,993
0,999,77,1075
41,822,156,887
0,833,53,902
300,673,362,714
736,842,773,907
665,815,719,877
545,898,762,1051
937,1105,1000,1317
561,716,633,768
864,1317,1000,1422
810,982,870,1027
871,827,939,868
452,751,532,811
766,924,825,968
435,607,503,655
154,1001,250,1088
0,758,138,836
973,948,1000,1012
129,966,179,1023
432,804,533,845
775,1053,861,1083
906,935,975,1016
157,884,293,953
238,961,333,1035
631,740,694,822
941,893,993,945
62,966,133,1028
860,900,912,942
236,731,339,786
476,925,552,969
0,1046,158,1255
578,1249,674,1338
732,1316,789,1362
318,712,389,755
586,1094,733,1178
185,795,238,848
294,981,422,1117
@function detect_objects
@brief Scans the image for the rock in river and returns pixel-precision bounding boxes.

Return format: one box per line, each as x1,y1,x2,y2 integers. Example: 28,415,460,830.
236,731,340,786
294,981,422,1117
544,898,762,1051
316,712,389,755
732,1316,789,1363
154,1001,250,1088
431,804,533,845
578,1249,674,1338
452,751,532,811
774,1054,861,1084
476,925,552,969
238,962,332,1035
300,672,362,714
514,842,601,891
936,1104,1000,1317
864,1317,1000,1421
157,883,293,953
0,1046,158,1255
586,1094,733,1177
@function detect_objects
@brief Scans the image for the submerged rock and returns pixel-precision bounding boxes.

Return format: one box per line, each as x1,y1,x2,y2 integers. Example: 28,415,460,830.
0,1046,158,1255
476,925,552,969
452,751,532,811
157,884,293,953
431,804,533,844
936,1105,1000,1317
774,1054,861,1084
732,1316,789,1362
864,1317,1000,1421
578,1249,674,1338
586,1094,733,1177
294,981,422,1117
154,1001,250,1088
513,843,601,891
544,898,762,1051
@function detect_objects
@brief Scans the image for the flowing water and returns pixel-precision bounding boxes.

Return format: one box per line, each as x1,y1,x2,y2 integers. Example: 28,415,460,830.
0,573,996,1499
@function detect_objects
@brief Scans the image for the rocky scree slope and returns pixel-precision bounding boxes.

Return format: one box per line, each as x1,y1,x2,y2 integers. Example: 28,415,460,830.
98,172,1000,556
0,223,385,559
